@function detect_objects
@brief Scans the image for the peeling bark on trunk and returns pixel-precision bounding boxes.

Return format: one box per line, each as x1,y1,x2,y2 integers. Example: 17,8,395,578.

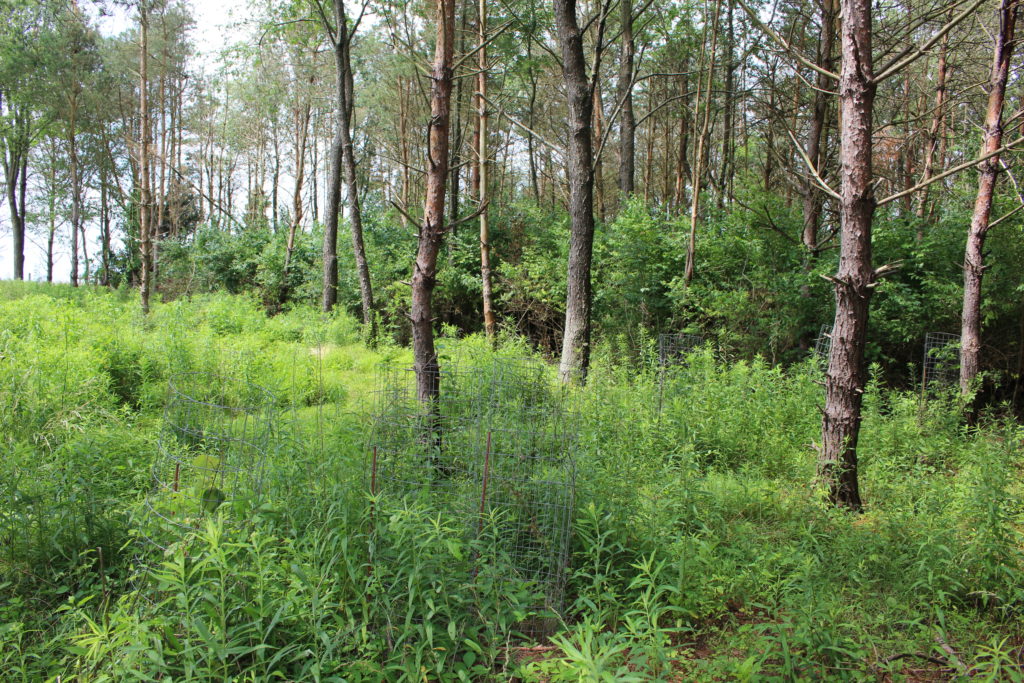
819,0,877,511
554,0,596,384
960,0,1019,400
412,0,456,404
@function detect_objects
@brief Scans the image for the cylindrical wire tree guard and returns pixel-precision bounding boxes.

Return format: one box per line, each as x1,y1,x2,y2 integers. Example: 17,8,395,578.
369,357,576,634
141,372,277,550
658,332,705,368
922,332,961,391
657,332,705,414
814,324,833,359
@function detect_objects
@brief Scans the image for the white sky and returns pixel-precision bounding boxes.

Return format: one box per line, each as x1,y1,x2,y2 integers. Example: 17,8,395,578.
0,0,249,282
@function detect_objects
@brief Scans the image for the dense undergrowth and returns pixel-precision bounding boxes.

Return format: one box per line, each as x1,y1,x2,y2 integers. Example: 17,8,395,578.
1,281,1022,681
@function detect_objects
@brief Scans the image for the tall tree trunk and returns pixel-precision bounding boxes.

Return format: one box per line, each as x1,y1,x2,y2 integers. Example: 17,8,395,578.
593,76,606,221
412,0,456,403
802,0,837,257
960,0,1019,399
4,149,25,281
322,0,375,332
399,76,411,228
527,41,541,203
100,164,110,286
323,80,343,311
915,12,951,232
617,0,635,197
718,0,735,208
478,0,496,339
311,116,319,224
47,145,56,283
683,0,721,288
2,95,30,280
554,0,596,384
139,6,153,314
673,64,691,208
69,122,81,287
282,103,311,304
271,121,280,227
819,0,877,511
450,0,468,229
338,4,376,336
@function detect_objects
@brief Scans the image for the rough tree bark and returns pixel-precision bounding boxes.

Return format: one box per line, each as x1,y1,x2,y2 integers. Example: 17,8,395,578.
554,0,597,384
411,0,456,403
959,0,1019,399
819,0,877,511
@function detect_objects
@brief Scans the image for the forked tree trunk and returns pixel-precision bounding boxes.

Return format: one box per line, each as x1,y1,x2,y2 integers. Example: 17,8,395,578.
554,0,596,384
819,0,877,511
412,0,456,404
478,0,496,340
960,0,1019,399
322,0,375,340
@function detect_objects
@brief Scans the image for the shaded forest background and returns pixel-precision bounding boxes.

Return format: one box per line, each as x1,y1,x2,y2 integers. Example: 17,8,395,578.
1,0,1023,401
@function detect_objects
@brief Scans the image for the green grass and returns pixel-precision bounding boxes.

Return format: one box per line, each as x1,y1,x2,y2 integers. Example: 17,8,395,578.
0,281,1021,681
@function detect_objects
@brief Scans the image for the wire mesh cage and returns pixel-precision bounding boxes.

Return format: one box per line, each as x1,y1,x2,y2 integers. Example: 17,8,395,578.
922,332,961,391
658,332,705,368
141,372,277,549
369,357,577,634
814,324,833,359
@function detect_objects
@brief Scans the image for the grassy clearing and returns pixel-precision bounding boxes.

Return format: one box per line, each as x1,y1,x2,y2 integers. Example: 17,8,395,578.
0,281,1021,681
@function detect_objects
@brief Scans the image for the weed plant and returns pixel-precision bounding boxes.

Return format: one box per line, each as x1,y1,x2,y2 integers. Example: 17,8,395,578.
0,281,1021,680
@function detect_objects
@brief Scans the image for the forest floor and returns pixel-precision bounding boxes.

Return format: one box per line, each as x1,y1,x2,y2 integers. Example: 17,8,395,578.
1,281,1022,681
